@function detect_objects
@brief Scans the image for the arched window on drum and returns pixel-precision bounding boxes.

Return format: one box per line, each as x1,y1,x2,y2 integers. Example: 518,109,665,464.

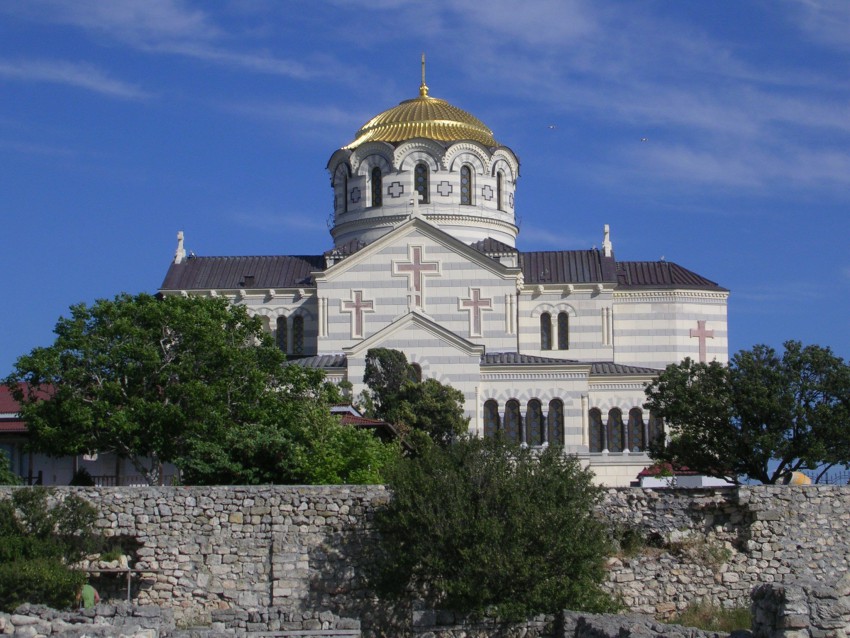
504,399,521,444
371,166,383,207
483,400,500,438
547,399,564,446
414,162,429,204
526,399,543,446
589,408,604,453
460,165,473,206
607,408,625,453
292,315,304,355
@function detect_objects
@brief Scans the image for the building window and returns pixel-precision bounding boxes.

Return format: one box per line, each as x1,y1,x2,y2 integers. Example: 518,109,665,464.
589,408,604,453
648,411,664,448
276,316,288,353
607,408,625,453
557,312,569,350
484,400,500,438
460,165,473,205
292,315,304,354
504,399,521,444
496,171,504,211
540,313,552,350
526,399,543,446
371,166,382,207
343,175,349,213
547,399,564,446
628,408,645,452
415,162,429,204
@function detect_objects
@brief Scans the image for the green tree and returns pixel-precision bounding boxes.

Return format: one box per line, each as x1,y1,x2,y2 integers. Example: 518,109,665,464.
370,437,616,620
0,451,19,485
0,487,100,611
361,348,468,448
6,293,397,485
644,341,850,484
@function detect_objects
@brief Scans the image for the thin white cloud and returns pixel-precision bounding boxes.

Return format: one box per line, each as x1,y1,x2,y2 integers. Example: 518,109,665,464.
517,225,593,250
231,212,328,234
785,0,850,51
0,59,150,99
0,139,76,158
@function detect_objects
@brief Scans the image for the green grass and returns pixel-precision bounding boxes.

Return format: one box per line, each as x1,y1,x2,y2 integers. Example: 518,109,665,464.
669,600,751,632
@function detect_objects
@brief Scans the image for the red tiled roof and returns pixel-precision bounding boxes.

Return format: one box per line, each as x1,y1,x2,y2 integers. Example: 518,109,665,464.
0,384,27,434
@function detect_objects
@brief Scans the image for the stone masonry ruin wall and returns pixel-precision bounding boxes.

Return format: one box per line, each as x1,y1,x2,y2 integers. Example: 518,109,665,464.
1,485,848,633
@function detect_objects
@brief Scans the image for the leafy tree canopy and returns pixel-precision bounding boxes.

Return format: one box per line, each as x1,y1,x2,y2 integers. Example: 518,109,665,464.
370,436,616,620
644,341,850,484
361,348,468,448
0,451,19,486
7,293,398,485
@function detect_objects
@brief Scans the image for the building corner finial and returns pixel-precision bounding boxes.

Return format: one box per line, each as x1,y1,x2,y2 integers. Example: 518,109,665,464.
174,230,186,264
602,224,613,258
419,53,429,97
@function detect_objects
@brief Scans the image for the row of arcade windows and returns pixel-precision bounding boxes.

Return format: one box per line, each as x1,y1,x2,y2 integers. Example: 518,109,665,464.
540,312,569,350
352,163,508,210
276,316,305,355
588,408,663,453
483,399,565,446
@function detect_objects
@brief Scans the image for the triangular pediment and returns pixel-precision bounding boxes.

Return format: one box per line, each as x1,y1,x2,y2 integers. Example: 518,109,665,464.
343,309,485,358
315,217,520,283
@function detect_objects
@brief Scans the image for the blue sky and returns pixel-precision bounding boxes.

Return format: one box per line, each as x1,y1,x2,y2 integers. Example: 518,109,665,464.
2,0,849,375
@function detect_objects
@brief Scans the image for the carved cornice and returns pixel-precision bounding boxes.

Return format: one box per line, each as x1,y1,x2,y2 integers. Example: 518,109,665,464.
614,290,729,302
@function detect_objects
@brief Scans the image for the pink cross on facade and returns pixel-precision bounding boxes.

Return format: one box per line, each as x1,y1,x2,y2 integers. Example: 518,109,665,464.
689,320,715,363
393,245,440,308
460,288,492,337
341,290,374,338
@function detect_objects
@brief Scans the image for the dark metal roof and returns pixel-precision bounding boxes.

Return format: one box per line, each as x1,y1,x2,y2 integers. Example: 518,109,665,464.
481,352,580,366
520,250,617,285
285,354,348,369
469,237,518,256
160,255,325,291
590,362,661,376
616,261,726,291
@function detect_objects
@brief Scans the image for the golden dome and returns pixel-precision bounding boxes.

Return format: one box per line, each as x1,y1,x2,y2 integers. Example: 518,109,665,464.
345,83,498,149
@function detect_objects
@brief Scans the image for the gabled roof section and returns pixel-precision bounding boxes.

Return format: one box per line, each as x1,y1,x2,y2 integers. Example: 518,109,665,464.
318,216,520,283
160,255,325,291
616,261,726,291
344,310,485,358
520,249,617,285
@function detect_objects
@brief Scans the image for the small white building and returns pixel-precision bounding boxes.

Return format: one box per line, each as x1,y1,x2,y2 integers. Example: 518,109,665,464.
160,73,729,487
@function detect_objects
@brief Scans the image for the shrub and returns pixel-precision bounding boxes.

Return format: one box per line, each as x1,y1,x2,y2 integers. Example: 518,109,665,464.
0,487,102,611
0,558,85,612
670,599,751,632
370,436,617,621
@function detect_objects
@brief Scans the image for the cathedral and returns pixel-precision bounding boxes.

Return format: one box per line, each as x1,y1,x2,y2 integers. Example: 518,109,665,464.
160,69,728,486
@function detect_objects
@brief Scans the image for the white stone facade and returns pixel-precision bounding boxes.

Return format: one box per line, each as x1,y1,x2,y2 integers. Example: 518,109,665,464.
160,85,729,487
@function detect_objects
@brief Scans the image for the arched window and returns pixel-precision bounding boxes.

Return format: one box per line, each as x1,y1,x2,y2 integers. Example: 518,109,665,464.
547,399,564,446
628,408,645,452
589,408,604,453
460,165,473,205
292,315,304,355
484,399,500,438
540,313,552,350
557,312,569,350
343,174,348,213
504,399,521,444
276,316,288,353
648,411,665,448
607,408,625,453
414,162,429,204
371,166,382,207
496,171,504,211
409,363,422,382
526,399,543,446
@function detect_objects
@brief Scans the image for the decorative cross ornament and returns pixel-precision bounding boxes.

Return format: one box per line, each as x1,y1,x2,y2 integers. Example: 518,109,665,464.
689,320,715,363
393,245,440,309
459,288,492,337
341,290,374,339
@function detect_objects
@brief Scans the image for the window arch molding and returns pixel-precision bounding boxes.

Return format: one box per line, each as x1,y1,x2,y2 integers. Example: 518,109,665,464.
446,149,487,174
490,152,518,182
350,144,393,176
394,140,443,172
530,303,576,319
